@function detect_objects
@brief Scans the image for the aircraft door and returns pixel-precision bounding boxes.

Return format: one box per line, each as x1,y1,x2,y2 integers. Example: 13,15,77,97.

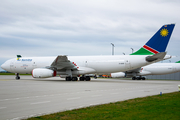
10,60,15,73
32,62,37,69
85,61,88,67
173,66,177,72
125,60,131,70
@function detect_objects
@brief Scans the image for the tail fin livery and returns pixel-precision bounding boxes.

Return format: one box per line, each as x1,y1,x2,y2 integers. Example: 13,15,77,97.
176,61,180,63
131,24,175,55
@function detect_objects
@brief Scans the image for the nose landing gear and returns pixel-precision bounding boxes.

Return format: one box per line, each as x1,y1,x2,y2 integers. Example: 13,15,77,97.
15,73,20,80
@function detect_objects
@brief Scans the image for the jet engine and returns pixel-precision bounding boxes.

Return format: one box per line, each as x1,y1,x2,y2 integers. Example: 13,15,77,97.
32,68,56,78
111,72,126,78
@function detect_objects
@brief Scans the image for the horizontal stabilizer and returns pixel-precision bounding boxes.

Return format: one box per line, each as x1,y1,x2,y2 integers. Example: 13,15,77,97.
146,52,166,62
163,55,172,60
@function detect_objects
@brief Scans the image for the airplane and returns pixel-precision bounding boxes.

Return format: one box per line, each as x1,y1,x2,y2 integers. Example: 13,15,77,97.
111,60,180,80
1,24,175,81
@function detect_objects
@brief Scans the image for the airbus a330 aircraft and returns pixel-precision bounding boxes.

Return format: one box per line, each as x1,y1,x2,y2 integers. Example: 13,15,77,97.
1,24,175,81
111,61,180,80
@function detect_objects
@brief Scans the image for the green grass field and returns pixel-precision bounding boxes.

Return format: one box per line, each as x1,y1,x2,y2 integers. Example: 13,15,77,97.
26,92,180,120
0,73,31,75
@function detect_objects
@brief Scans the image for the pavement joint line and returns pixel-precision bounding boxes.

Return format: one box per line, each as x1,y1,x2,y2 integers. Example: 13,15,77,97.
31,101,51,105
0,107,7,109
78,106,84,108
67,97,81,100
0,79,10,81
91,95,102,97
126,91,134,93
111,93,119,94
14,98,20,100
69,108,75,110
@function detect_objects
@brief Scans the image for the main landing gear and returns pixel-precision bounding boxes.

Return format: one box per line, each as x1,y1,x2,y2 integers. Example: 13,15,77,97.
80,76,91,81
15,73,20,80
65,77,78,81
132,76,145,80
65,76,91,81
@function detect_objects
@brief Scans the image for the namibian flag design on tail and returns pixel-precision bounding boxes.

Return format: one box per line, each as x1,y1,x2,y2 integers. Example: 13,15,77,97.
131,24,175,55
176,61,180,63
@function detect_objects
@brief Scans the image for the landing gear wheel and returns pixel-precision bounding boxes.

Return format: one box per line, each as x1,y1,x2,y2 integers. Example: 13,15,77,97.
85,76,91,81
80,77,85,81
15,73,20,80
132,77,136,80
94,75,97,79
66,77,72,81
72,77,78,81
142,77,146,80
16,76,20,80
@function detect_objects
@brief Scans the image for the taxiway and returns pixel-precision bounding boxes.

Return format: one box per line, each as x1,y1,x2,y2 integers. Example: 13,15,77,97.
0,75,179,120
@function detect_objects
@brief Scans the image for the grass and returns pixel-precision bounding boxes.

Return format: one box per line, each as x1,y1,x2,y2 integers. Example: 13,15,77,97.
0,73,31,75
26,92,180,120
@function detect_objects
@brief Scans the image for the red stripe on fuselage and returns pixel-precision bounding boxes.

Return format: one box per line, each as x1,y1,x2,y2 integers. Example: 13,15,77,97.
143,45,159,54
31,70,34,78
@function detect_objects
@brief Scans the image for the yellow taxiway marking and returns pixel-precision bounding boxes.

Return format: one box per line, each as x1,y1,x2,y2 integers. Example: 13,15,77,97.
0,79,10,81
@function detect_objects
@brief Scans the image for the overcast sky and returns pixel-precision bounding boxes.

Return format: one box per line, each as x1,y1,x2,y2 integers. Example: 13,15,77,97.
0,0,180,71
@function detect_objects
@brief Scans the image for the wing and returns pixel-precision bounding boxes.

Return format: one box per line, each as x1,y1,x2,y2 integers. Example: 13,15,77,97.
50,55,78,70
125,68,141,74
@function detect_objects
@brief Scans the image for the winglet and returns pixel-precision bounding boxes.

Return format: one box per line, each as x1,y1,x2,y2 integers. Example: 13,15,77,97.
131,24,175,55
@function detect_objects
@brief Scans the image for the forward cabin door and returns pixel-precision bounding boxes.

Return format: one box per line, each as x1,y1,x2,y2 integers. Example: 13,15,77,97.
85,60,88,67
32,61,37,69
10,60,15,73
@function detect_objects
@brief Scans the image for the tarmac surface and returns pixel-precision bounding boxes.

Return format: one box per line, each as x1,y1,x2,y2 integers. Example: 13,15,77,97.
0,75,179,120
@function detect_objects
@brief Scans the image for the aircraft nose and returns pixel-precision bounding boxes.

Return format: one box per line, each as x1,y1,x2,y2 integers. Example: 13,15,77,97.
1,63,7,71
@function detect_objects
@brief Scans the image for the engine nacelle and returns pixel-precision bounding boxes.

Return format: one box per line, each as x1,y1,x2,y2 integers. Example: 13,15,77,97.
111,72,126,78
32,68,56,78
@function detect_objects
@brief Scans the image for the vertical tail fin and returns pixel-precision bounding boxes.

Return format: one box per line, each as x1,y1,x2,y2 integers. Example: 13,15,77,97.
131,24,175,55
176,61,180,63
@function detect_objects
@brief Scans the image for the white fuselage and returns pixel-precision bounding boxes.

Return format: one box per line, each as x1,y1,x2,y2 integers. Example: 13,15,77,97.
111,62,180,78
1,55,154,75
140,63,180,75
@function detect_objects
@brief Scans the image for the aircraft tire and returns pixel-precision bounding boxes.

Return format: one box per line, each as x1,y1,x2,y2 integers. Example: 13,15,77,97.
142,77,146,80
15,73,20,80
66,77,72,81
132,77,136,80
16,76,20,80
80,77,85,81
85,76,91,81
72,77,78,81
